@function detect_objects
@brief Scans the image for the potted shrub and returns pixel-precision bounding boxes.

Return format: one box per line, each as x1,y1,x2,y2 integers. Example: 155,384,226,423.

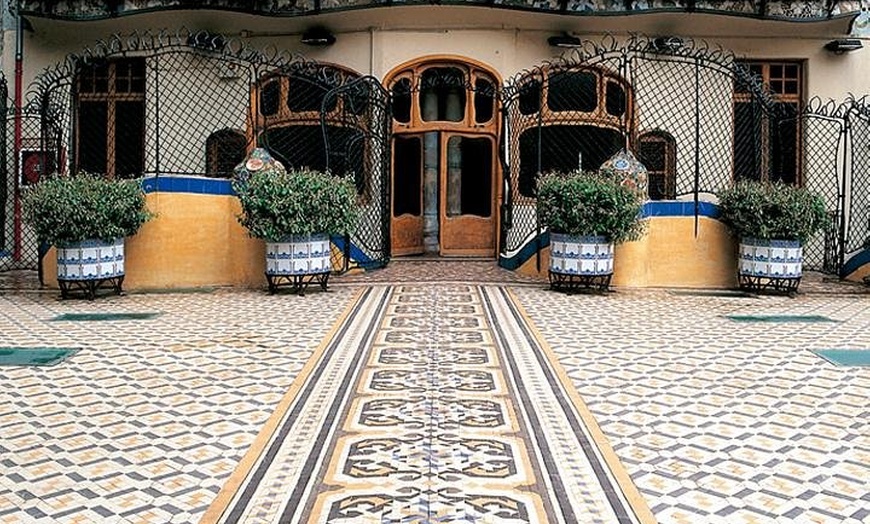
233,149,359,294
537,169,646,292
718,180,828,294
22,172,153,299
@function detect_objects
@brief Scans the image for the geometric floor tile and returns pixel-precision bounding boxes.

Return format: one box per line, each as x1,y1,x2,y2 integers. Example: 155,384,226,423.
2,269,868,524
207,285,653,523
514,288,870,524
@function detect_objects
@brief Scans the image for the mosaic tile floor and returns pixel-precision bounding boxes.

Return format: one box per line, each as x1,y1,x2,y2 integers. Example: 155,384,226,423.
0,265,868,524
512,288,870,524
0,289,355,523
209,285,650,524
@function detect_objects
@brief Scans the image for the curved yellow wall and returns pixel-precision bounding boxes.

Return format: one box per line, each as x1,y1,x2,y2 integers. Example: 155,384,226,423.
517,216,739,288
41,193,741,291
43,192,267,291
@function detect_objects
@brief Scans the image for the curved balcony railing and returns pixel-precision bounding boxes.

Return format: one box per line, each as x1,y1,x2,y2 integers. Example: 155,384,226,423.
17,0,865,22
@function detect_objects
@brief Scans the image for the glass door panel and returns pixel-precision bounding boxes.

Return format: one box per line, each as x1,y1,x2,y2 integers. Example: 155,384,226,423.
440,134,496,256
391,135,424,255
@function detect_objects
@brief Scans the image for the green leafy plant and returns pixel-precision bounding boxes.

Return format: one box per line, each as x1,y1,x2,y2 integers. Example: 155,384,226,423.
233,165,359,241
718,180,828,243
23,173,153,246
536,169,646,243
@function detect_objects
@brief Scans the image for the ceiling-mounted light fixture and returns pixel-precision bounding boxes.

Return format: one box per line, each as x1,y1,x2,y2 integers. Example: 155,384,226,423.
824,38,863,53
649,36,684,53
547,33,581,48
301,27,336,47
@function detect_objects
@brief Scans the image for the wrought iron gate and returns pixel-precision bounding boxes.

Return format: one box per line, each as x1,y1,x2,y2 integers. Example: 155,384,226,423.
13,29,391,273
499,34,856,274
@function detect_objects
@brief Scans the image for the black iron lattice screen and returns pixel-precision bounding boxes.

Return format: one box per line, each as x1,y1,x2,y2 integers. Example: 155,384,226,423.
499,35,857,274
19,30,391,272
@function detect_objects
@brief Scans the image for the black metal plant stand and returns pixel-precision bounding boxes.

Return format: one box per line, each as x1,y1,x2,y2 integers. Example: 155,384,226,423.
548,271,612,294
737,274,801,295
266,272,330,296
58,276,124,300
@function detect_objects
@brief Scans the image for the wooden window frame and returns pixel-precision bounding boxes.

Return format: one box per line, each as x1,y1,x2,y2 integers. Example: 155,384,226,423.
75,58,146,179
639,130,677,200
733,60,804,184
511,65,634,202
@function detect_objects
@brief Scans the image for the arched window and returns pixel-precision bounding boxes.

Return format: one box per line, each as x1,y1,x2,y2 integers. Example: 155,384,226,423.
206,129,246,178
511,65,633,198
639,131,676,200
251,64,368,196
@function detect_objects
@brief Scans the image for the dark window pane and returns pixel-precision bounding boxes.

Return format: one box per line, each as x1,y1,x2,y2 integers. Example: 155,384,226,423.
733,101,762,181
259,125,364,191
548,71,597,112
78,101,108,175
605,81,626,117
771,103,799,185
734,62,762,94
260,80,280,116
519,80,542,115
784,80,798,95
785,64,799,78
115,58,145,94
95,64,109,93
78,63,109,94
393,136,422,216
640,140,666,171
115,101,145,178
648,173,666,201
288,77,336,113
392,78,412,123
207,129,247,178
474,78,494,123
420,67,465,122
456,137,492,217
518,125,623,198
771,64,783,78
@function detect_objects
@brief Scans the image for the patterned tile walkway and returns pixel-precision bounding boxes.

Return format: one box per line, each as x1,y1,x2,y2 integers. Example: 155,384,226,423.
0,289,355,523
207,285,651,523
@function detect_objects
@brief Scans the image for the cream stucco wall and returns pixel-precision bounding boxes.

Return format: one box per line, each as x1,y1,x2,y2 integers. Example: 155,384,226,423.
5,8,867,100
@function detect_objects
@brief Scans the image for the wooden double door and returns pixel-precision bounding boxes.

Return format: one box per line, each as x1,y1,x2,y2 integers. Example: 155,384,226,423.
391,131,496,257
387,58,501,258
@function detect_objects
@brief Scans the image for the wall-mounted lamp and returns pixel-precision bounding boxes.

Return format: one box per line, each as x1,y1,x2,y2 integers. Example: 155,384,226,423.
824,38,863,53
301,27,336,47
649,36,684,53
547,33,581,48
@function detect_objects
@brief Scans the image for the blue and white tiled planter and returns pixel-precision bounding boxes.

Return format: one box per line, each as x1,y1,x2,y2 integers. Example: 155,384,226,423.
56,238,125,281
265,234,331,276
549,233,614,276
738,237,803,279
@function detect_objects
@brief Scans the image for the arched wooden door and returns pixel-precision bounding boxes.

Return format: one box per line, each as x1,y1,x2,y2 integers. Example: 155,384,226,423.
386,58,500,257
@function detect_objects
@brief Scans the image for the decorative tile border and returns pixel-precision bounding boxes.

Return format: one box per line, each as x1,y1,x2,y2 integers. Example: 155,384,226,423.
212,285,653,523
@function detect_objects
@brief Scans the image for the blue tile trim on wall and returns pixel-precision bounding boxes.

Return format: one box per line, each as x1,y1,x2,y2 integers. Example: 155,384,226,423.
141,176,234,196
841,249,870,278
499,232,550,271
641,200,720,218
498,201,721,270
330,235,384,269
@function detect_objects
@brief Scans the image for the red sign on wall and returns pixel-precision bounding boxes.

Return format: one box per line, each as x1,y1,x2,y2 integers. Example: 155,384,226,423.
19,149,56,186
